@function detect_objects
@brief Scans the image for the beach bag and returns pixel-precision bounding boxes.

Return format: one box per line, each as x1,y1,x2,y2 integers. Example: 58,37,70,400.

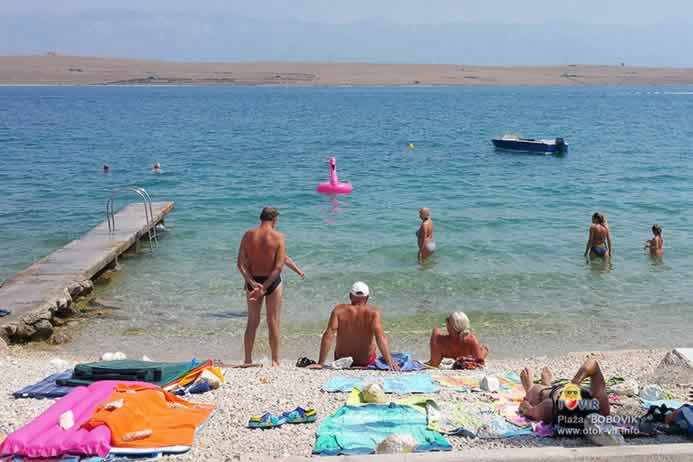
674,405,693,437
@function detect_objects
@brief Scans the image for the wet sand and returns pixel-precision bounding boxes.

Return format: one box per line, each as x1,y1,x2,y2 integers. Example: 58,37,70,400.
2,55,693,86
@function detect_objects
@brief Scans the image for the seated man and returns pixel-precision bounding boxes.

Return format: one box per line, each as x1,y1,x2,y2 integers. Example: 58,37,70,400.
518,358,610,430
314,281,399,371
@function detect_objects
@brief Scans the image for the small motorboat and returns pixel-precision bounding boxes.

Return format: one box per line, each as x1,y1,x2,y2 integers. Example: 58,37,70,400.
492,135,568,154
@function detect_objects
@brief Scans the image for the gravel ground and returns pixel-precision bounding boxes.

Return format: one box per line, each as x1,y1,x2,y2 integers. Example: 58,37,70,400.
0,348,690,460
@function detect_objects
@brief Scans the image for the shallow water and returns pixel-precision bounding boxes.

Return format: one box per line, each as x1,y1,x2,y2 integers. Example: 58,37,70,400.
1,85,692,360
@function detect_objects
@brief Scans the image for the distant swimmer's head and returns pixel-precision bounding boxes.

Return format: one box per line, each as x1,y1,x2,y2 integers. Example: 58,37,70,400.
592,212,605,225
446,311,471,338
349,281,370,304
260,206,280,226
419,208,431,220
103,164,110,173
152,162,161,172
652,224,662,236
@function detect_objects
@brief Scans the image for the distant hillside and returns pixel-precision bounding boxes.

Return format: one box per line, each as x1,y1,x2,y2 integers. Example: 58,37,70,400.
1,11,693,66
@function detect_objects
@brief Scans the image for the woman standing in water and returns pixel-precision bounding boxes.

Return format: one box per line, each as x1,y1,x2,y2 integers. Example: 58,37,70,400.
645,224,664,257
584,212,612,259
417,207,435,262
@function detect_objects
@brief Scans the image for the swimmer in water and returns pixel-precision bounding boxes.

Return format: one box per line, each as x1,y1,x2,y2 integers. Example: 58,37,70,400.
416,207,435,262
103,164,110,173
645,224,663,257
152,162,161,173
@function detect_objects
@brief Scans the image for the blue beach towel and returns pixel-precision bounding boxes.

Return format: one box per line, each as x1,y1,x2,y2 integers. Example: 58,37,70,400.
640,399,684,410
384,375,438,394
480,416,534,439
322,376,365,393
313,404,451,455
322,375,438,394
369,353,425,372
13,370,75,399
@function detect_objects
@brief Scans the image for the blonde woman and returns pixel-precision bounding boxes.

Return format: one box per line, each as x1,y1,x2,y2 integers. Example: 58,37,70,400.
427,312,488,367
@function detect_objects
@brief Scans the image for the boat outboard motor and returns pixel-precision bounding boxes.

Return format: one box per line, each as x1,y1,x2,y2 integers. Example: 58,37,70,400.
555,138,566,152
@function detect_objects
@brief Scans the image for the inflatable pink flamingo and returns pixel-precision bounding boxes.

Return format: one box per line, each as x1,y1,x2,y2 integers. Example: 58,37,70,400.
316,157,352,195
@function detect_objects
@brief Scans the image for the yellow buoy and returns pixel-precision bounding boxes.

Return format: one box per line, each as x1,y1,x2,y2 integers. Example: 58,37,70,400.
408,143,414,150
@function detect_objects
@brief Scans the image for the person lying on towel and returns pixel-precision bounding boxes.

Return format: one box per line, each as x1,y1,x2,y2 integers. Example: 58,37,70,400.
517,358,610,434
310,281,399,371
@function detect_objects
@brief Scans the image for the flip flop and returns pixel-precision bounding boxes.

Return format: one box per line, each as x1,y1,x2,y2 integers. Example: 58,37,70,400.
296,357,316,368
248,412,286,429
282,407,317,424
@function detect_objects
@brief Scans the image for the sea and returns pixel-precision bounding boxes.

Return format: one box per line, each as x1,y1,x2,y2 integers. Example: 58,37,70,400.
1,85,692,361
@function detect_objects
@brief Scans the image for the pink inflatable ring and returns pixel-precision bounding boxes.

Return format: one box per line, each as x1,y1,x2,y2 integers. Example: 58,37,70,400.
316,157,352,195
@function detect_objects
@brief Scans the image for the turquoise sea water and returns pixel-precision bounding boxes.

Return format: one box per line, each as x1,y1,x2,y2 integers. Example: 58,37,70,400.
1,86,692,360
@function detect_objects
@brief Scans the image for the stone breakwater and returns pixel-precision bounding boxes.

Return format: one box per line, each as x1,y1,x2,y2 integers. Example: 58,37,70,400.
0,279,93,346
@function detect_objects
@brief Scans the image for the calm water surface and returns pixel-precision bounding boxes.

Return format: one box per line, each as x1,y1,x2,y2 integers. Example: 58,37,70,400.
1,86,692,360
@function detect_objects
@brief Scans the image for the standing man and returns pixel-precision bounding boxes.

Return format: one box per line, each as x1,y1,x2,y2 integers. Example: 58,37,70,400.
237,207,286,367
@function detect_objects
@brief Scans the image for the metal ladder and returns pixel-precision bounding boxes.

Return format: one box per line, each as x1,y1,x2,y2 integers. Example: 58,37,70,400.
105,186,159,251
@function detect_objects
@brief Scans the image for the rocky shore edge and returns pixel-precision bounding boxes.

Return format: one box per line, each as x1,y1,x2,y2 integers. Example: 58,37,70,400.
0,279,94,348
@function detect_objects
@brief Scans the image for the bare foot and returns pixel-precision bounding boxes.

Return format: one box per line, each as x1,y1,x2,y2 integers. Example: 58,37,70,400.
271,360,280,368
520,367,533,392
233,362,262,369
540,367,553,386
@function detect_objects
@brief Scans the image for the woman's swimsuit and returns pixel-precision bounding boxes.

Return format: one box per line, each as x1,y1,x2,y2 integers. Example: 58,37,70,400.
591,245,608,257
246,275,282,295
539,384,595,431
416,224,435,253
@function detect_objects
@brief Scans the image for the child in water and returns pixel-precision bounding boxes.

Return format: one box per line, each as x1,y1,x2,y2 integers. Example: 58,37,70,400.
645,224,664,257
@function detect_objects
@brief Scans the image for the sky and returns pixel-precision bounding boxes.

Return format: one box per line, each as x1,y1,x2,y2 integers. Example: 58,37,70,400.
2,0,693,66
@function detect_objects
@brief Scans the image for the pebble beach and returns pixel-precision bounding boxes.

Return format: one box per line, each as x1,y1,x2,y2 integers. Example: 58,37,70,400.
1,347,690,460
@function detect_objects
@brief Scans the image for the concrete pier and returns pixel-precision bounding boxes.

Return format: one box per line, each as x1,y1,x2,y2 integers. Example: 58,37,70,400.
0,201,174,344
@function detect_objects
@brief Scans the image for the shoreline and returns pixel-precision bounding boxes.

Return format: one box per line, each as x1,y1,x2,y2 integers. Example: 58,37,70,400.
1,347,690,459
2,55,693,86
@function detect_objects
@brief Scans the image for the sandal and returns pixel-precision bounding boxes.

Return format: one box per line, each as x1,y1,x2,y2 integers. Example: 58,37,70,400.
282,407,317,424
248,412,287,429
296,357,316,368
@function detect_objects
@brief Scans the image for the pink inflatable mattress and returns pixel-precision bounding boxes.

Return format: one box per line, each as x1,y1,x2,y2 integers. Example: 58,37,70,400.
1,380,151,458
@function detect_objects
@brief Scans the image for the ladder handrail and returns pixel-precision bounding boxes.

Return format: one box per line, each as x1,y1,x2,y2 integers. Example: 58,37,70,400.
105,186,159,251
126,186,158,244
107,187,153,249
107,187,151,233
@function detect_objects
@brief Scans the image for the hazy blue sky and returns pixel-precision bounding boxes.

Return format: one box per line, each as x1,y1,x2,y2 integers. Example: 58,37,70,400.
3,0,693,65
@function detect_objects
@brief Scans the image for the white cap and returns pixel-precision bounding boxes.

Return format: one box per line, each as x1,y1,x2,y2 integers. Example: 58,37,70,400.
350,281,370,297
